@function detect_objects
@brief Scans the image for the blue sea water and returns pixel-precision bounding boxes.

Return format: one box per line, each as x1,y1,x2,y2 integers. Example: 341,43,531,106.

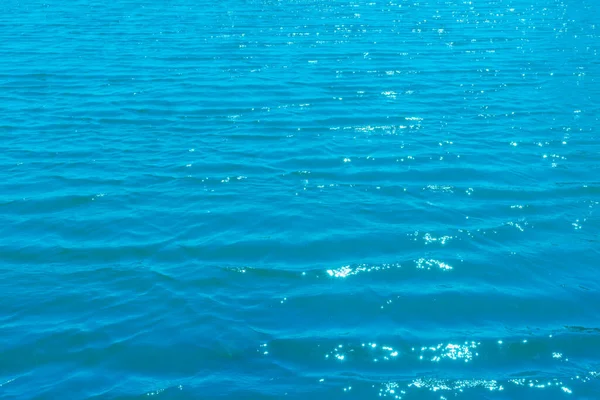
1,0,600,398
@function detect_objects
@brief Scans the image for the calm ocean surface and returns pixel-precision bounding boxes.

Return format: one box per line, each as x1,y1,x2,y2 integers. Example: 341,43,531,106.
1,0,599,398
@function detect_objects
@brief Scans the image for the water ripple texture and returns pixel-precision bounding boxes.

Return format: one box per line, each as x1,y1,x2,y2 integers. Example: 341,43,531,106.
1,0,599,398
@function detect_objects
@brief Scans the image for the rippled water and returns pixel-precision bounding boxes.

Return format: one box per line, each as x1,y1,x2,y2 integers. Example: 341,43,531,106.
1,0,600,398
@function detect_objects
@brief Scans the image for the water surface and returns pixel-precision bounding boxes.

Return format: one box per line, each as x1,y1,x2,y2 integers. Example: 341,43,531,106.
1,0,599,398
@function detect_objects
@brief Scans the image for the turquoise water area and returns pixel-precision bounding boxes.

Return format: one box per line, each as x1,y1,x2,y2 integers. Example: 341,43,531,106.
1,0,599,398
